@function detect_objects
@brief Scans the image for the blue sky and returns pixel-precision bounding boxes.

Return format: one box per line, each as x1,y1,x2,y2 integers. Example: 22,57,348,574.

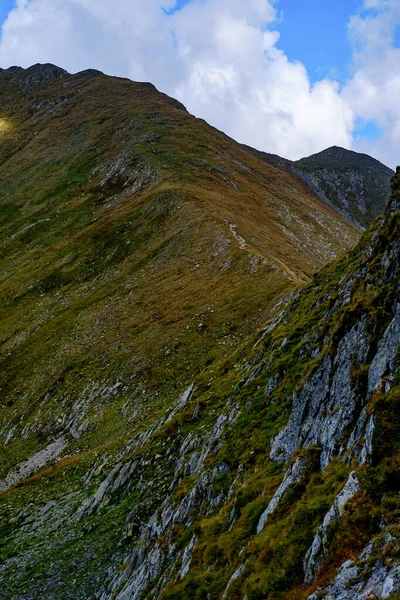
166,0,359,82
276,0,359,83
0,1,15,30
160,0,380,145
0,0,399,166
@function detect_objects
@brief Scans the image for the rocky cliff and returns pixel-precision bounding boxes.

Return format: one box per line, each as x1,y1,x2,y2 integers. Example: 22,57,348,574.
294,146,394,231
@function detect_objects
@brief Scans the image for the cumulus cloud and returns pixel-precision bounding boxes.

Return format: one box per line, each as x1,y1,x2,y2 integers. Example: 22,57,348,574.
170,0,353,158
0,0,399,166
343,0,400,166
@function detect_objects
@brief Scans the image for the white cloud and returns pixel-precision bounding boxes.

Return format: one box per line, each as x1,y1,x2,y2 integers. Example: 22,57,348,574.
343,0,400,166
0,0,399,166
170,1,353,158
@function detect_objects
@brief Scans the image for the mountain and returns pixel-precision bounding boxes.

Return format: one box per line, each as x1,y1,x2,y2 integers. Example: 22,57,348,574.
294,146,394,230
0,63,358,464
243,145,394,231
0,64,398,599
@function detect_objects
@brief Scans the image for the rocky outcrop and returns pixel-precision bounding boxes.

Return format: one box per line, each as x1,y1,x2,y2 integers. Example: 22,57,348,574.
270,316,370,469
308,535,400,599
181,535,197,578
242,145,393,230
75,459,138,520
294,146,393,230
0,63,68,93
304,472,360,583
0,437,67,491
222,564,245,599
368,303,400,393
97,403,238,600
257,456,307,534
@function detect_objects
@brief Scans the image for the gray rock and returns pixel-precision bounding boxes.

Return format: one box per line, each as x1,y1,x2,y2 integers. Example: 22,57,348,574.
0,437,67,491
264,373,280,398
270,354,331,464
271,319,370,470
358,415,375,465
382,564,400,598
222,564,245,599
181,535,197,578
99,406,238,600
304,472,360,583
115,545,165,600
368,304,400,393
257,456,307,534
165,383,195,424
308,551,400,600
75,459,138,520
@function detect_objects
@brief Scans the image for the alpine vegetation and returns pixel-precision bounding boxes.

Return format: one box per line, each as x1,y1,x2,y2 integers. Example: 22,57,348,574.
0,64,399,600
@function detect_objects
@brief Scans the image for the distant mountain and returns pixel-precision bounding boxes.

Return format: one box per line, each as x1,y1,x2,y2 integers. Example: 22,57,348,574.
294,146,394,229
242,144,394,230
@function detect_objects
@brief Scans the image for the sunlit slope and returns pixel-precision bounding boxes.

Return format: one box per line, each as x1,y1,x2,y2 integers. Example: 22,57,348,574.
0,64,358,472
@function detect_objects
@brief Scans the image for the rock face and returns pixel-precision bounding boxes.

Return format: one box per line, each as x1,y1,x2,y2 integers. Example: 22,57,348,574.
304,472,360,583
294,146,393,230
368,303,400,393
181,535,197,578
308,536,400,599
270,317,370,470
257,455,307,534
0,437,67,491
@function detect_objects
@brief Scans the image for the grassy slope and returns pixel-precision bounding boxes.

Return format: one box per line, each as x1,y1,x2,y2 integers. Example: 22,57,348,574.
0,65,367,599
0,66,357,473
0,173,397,600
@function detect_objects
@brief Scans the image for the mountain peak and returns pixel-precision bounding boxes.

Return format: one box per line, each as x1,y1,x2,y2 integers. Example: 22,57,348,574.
0,62,67,79
243,142,393,231
299,145,390,169
0,63,106,93
293,146,393,229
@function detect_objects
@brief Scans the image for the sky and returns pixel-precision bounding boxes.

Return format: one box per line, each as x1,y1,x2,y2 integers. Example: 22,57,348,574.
0,0,399,168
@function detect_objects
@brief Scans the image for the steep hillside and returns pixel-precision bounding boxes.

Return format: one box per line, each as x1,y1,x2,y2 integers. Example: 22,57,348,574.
295,146,394,230
243,144,393,231
90,168,399,600
1,63,392,600
0,161,398,598
0,63,357,472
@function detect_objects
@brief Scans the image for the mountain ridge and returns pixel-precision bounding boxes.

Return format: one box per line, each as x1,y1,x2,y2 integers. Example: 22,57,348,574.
1,63,392,230
0,63,357,484
0,64,399,600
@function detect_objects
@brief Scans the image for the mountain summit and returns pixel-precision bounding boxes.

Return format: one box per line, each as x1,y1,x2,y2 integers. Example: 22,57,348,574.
244,143,393,231
0,65,398,599
294,145,393,230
